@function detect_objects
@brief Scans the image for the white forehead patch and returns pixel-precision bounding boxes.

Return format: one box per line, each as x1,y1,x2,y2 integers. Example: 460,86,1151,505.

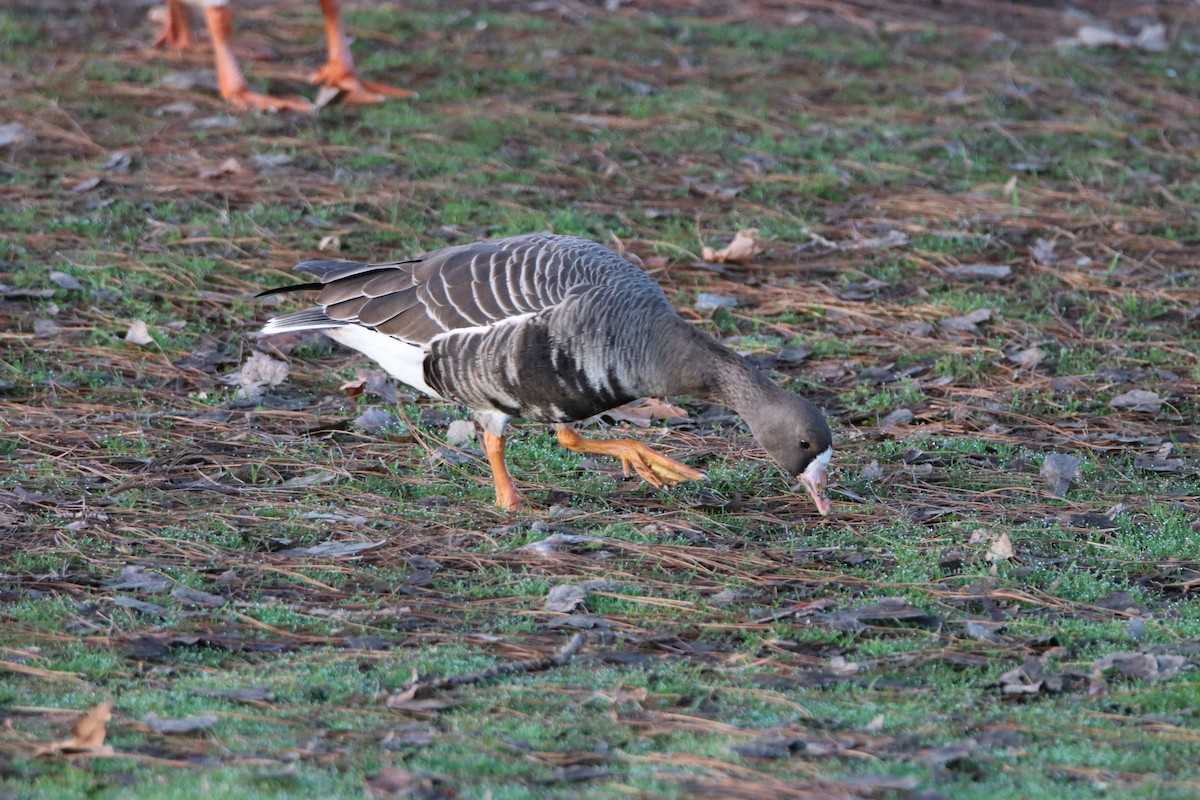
800,447,832,482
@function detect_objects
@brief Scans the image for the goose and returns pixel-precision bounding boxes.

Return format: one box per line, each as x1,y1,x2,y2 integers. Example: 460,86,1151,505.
151,0,413,112
259,234,833,514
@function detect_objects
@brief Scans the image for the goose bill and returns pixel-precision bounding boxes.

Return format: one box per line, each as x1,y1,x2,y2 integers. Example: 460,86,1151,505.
796,447,832,516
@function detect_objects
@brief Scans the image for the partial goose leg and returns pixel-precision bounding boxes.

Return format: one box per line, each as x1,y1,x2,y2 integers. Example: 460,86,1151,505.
311,0,416,104
152,0,193,50
556,426,705,489
483,430,522,512
203,7,315,112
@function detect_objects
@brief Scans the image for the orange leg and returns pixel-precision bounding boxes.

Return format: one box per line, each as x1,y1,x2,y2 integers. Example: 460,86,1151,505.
556,427,706,489
152,0,193,50
311,0,416,104
203,7,314,113
483,430,522,512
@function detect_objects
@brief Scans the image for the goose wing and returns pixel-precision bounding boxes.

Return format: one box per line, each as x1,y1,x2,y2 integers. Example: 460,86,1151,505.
265,234,587,343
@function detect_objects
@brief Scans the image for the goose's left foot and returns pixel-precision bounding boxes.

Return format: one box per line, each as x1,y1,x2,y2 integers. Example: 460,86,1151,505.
556,427,705,489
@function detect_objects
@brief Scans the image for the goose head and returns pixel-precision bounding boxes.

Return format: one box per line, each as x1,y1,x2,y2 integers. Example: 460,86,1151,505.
743,393,833,515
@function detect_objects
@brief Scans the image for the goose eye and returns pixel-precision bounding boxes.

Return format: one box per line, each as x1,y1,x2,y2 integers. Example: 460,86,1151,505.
800,440,811,450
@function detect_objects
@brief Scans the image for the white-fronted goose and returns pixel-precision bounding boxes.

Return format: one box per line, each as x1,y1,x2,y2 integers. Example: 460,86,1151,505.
259,234,833,513
152,0,414,112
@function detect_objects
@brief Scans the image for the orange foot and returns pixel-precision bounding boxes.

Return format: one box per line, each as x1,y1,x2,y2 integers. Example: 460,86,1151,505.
225,88,315,114
312,62,417,105
556,427,706,489
151,0,193,50
483,430,524,512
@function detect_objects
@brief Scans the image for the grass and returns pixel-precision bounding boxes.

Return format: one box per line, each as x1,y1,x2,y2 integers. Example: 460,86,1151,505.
1,0,1199,798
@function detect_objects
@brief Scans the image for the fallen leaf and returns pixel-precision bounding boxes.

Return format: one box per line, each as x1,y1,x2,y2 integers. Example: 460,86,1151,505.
1109,390,1162,413
225,352,289,399
776,344,813,364
1031,238,1057,266
199,157,245,179
446,419,476,446
70,176,102,193
1061,512,1117,530
364,766,446,799
1040,453,1081,496
124,320,154,346
1133,454,1185,473
70,701,113,748
1092,652,1185,683
156,100,198,115
142,712,218,734
821,598,939,633
939,308,994,332
880,408,914,430
944,263,1012,281
519,534,615,556
545,584,588,613
279,540,385,558
279,471,338,488
837,229,908,250
49,271,85,291
195,686,275,703
1062,23,1167,53
702,229,763,264
33,319,64,337
986,533,1014,562
170,586,227,607
339,378,366,396
964,620,1005,643
106,565,172,593
597,397,688,427
1008,346,1047,370
318,234,341,253
0,122,32,148
252,152,294,168
730,739,797,759
356,407,399,434
112,596,169,616
545,614,613,629
693,292,738,311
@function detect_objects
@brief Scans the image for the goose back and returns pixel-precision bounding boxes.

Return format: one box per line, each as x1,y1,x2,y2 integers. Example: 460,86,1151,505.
265,234,684,423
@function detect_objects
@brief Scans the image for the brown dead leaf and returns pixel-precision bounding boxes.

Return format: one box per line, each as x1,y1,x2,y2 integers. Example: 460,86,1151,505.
33,701,118,756
70,701,112,748
701,229,763,264
199,157,246,179
598,397,688,427
339,378,366,397
986,533,1014,563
